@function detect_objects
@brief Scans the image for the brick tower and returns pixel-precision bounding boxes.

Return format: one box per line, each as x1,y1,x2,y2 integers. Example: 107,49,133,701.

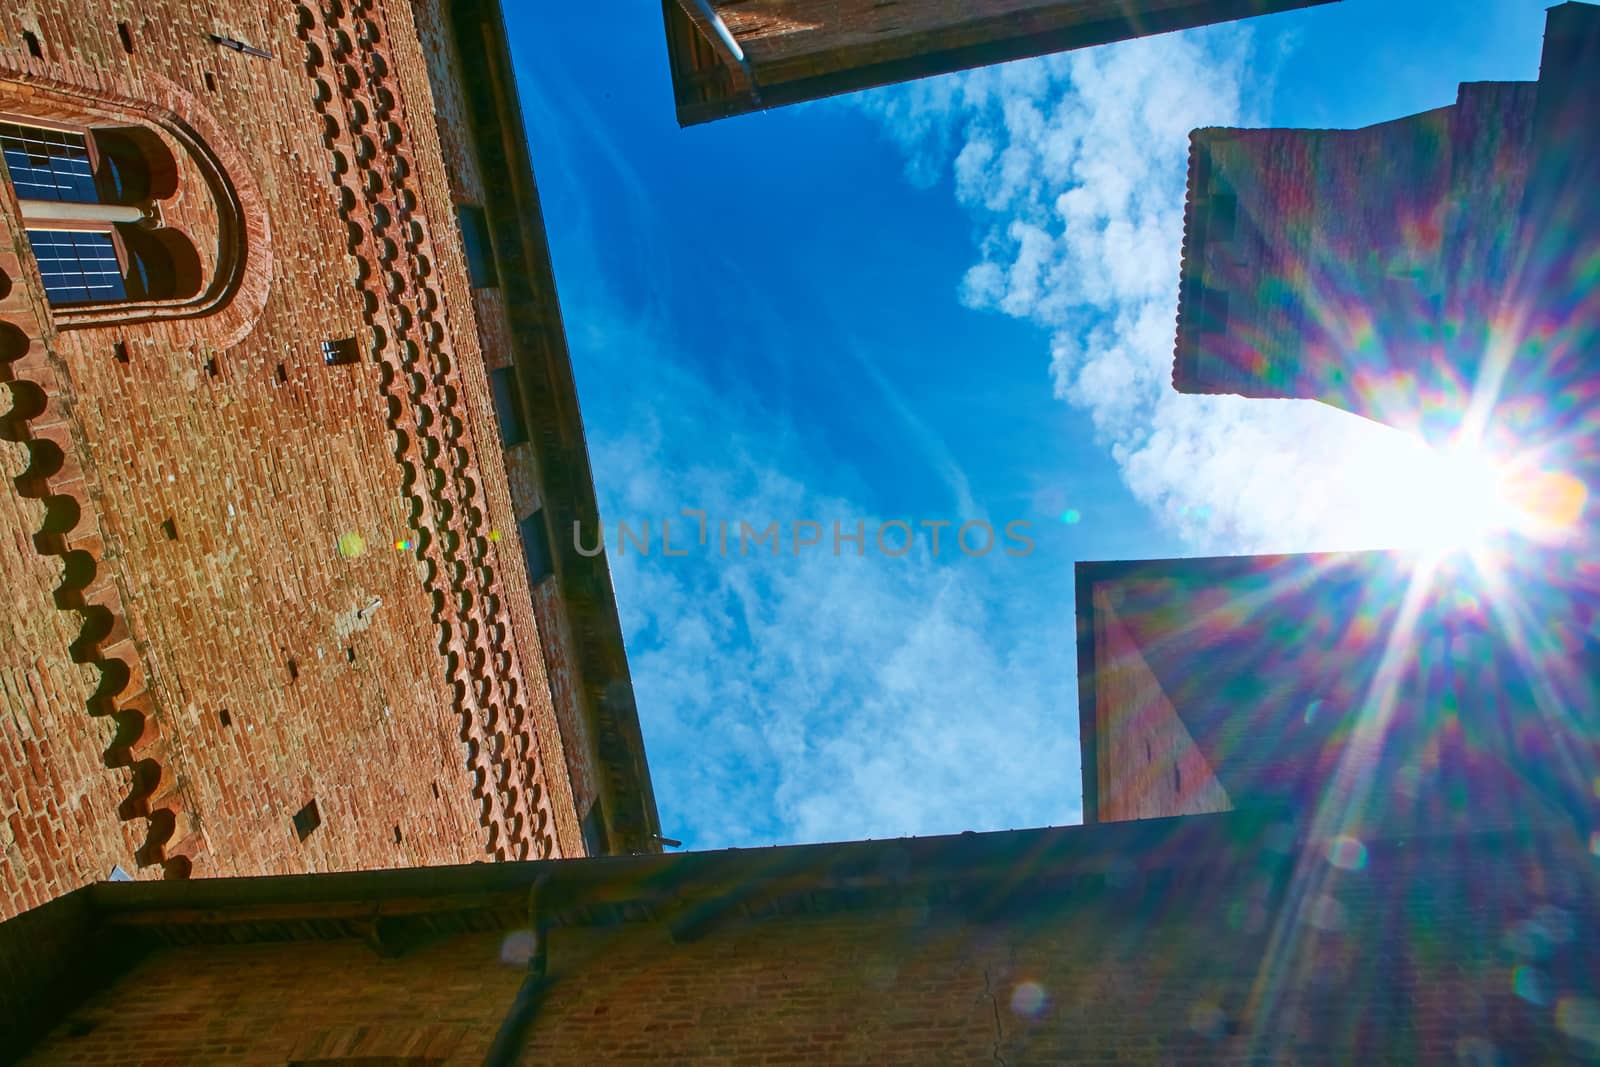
0,0,658,917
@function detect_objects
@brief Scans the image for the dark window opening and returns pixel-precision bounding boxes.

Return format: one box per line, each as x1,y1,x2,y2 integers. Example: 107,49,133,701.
581,798,607,857
122,237,152,297
489,365,527,446
27,229,125,304
160,517,177,540
218,708,231,728
393,825,402,844
275,362,288,384
1208,191,1238,241
456,203,497,288
90,126,175,206
520,508,553,586
430,781,439,799
203,72,217,93
204,356,218,377
321,336,360,366
1,122,96,203
117,22,133,54
292,799,321,841
113,341,128,363
102,152,141,202
344,646,355,663
118,225,201,300
26,224,199,308
22,31,42,60
286,657,299,681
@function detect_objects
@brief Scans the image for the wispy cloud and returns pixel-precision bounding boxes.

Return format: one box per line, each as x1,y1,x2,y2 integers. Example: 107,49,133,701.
844,338,985,523
518,41,1078,850
571,310,1077,849
853,25,1477,555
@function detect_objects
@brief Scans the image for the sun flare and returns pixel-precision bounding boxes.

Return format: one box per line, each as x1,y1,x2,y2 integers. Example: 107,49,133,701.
1366,434,1586,556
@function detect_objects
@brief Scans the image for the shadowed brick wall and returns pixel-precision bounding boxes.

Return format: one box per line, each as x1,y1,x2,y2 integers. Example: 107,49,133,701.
17,826,1600,1064
1092,586,1230,822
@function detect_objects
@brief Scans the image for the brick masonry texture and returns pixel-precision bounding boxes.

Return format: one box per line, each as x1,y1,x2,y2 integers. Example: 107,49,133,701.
1173,74,1546,418
1091,588,1229,823
0,0,610,917
18,824,1600,1064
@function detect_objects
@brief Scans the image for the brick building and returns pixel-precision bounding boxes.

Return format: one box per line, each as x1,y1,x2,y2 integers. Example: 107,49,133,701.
1074,550,1597,832
1173,1,1600,446
8,1,1600,1063
0,0,658,918
0,0,1359,923
11,551,1596,1061
660,0,1337,126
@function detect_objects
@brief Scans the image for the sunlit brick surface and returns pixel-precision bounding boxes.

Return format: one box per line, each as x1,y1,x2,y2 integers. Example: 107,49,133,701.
0,0,610,916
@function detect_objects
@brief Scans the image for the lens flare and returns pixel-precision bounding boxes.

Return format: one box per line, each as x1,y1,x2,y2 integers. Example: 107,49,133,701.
1362,432,1585,555
1010,981,1047,1018
1503,466,1587,540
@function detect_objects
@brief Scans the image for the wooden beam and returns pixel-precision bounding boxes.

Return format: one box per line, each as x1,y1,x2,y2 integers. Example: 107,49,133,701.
671,0,1337,126
670,0,756,95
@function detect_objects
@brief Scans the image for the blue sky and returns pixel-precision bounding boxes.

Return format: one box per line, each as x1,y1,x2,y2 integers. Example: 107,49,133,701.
501,1,1551,850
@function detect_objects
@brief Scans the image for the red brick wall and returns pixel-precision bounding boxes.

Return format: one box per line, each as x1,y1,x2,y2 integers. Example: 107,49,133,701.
1092,588,1230,822
408,0,601,852
0,0,595,916
20,833,1600,1064
0,215,145,913
23,932,520,1065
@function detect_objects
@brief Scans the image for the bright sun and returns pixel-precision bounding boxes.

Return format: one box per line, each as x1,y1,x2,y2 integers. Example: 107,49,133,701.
1411,442,1516,550
1377,435,1587,554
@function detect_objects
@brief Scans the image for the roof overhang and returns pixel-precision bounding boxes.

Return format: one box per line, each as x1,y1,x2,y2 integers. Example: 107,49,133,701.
3,811,1302,1050
661,0,1340,127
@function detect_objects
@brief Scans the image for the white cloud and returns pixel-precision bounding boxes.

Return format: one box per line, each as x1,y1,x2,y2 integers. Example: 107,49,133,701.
531,75,1080,850
855,25,1480,556
572,314,1078,849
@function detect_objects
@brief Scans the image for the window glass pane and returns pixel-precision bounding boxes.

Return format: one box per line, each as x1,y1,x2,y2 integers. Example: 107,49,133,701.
27,229,127,305
581,798,607,856
520,509,553,585
457,203,498,288
0,122,98,203
490,366,528,446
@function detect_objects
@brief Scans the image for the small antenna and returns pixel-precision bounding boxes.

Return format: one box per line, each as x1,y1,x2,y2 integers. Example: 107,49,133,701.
209,33,271,59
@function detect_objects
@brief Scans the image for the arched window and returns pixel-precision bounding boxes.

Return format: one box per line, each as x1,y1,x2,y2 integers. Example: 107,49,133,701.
0,118,201,307
0,72,270,344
